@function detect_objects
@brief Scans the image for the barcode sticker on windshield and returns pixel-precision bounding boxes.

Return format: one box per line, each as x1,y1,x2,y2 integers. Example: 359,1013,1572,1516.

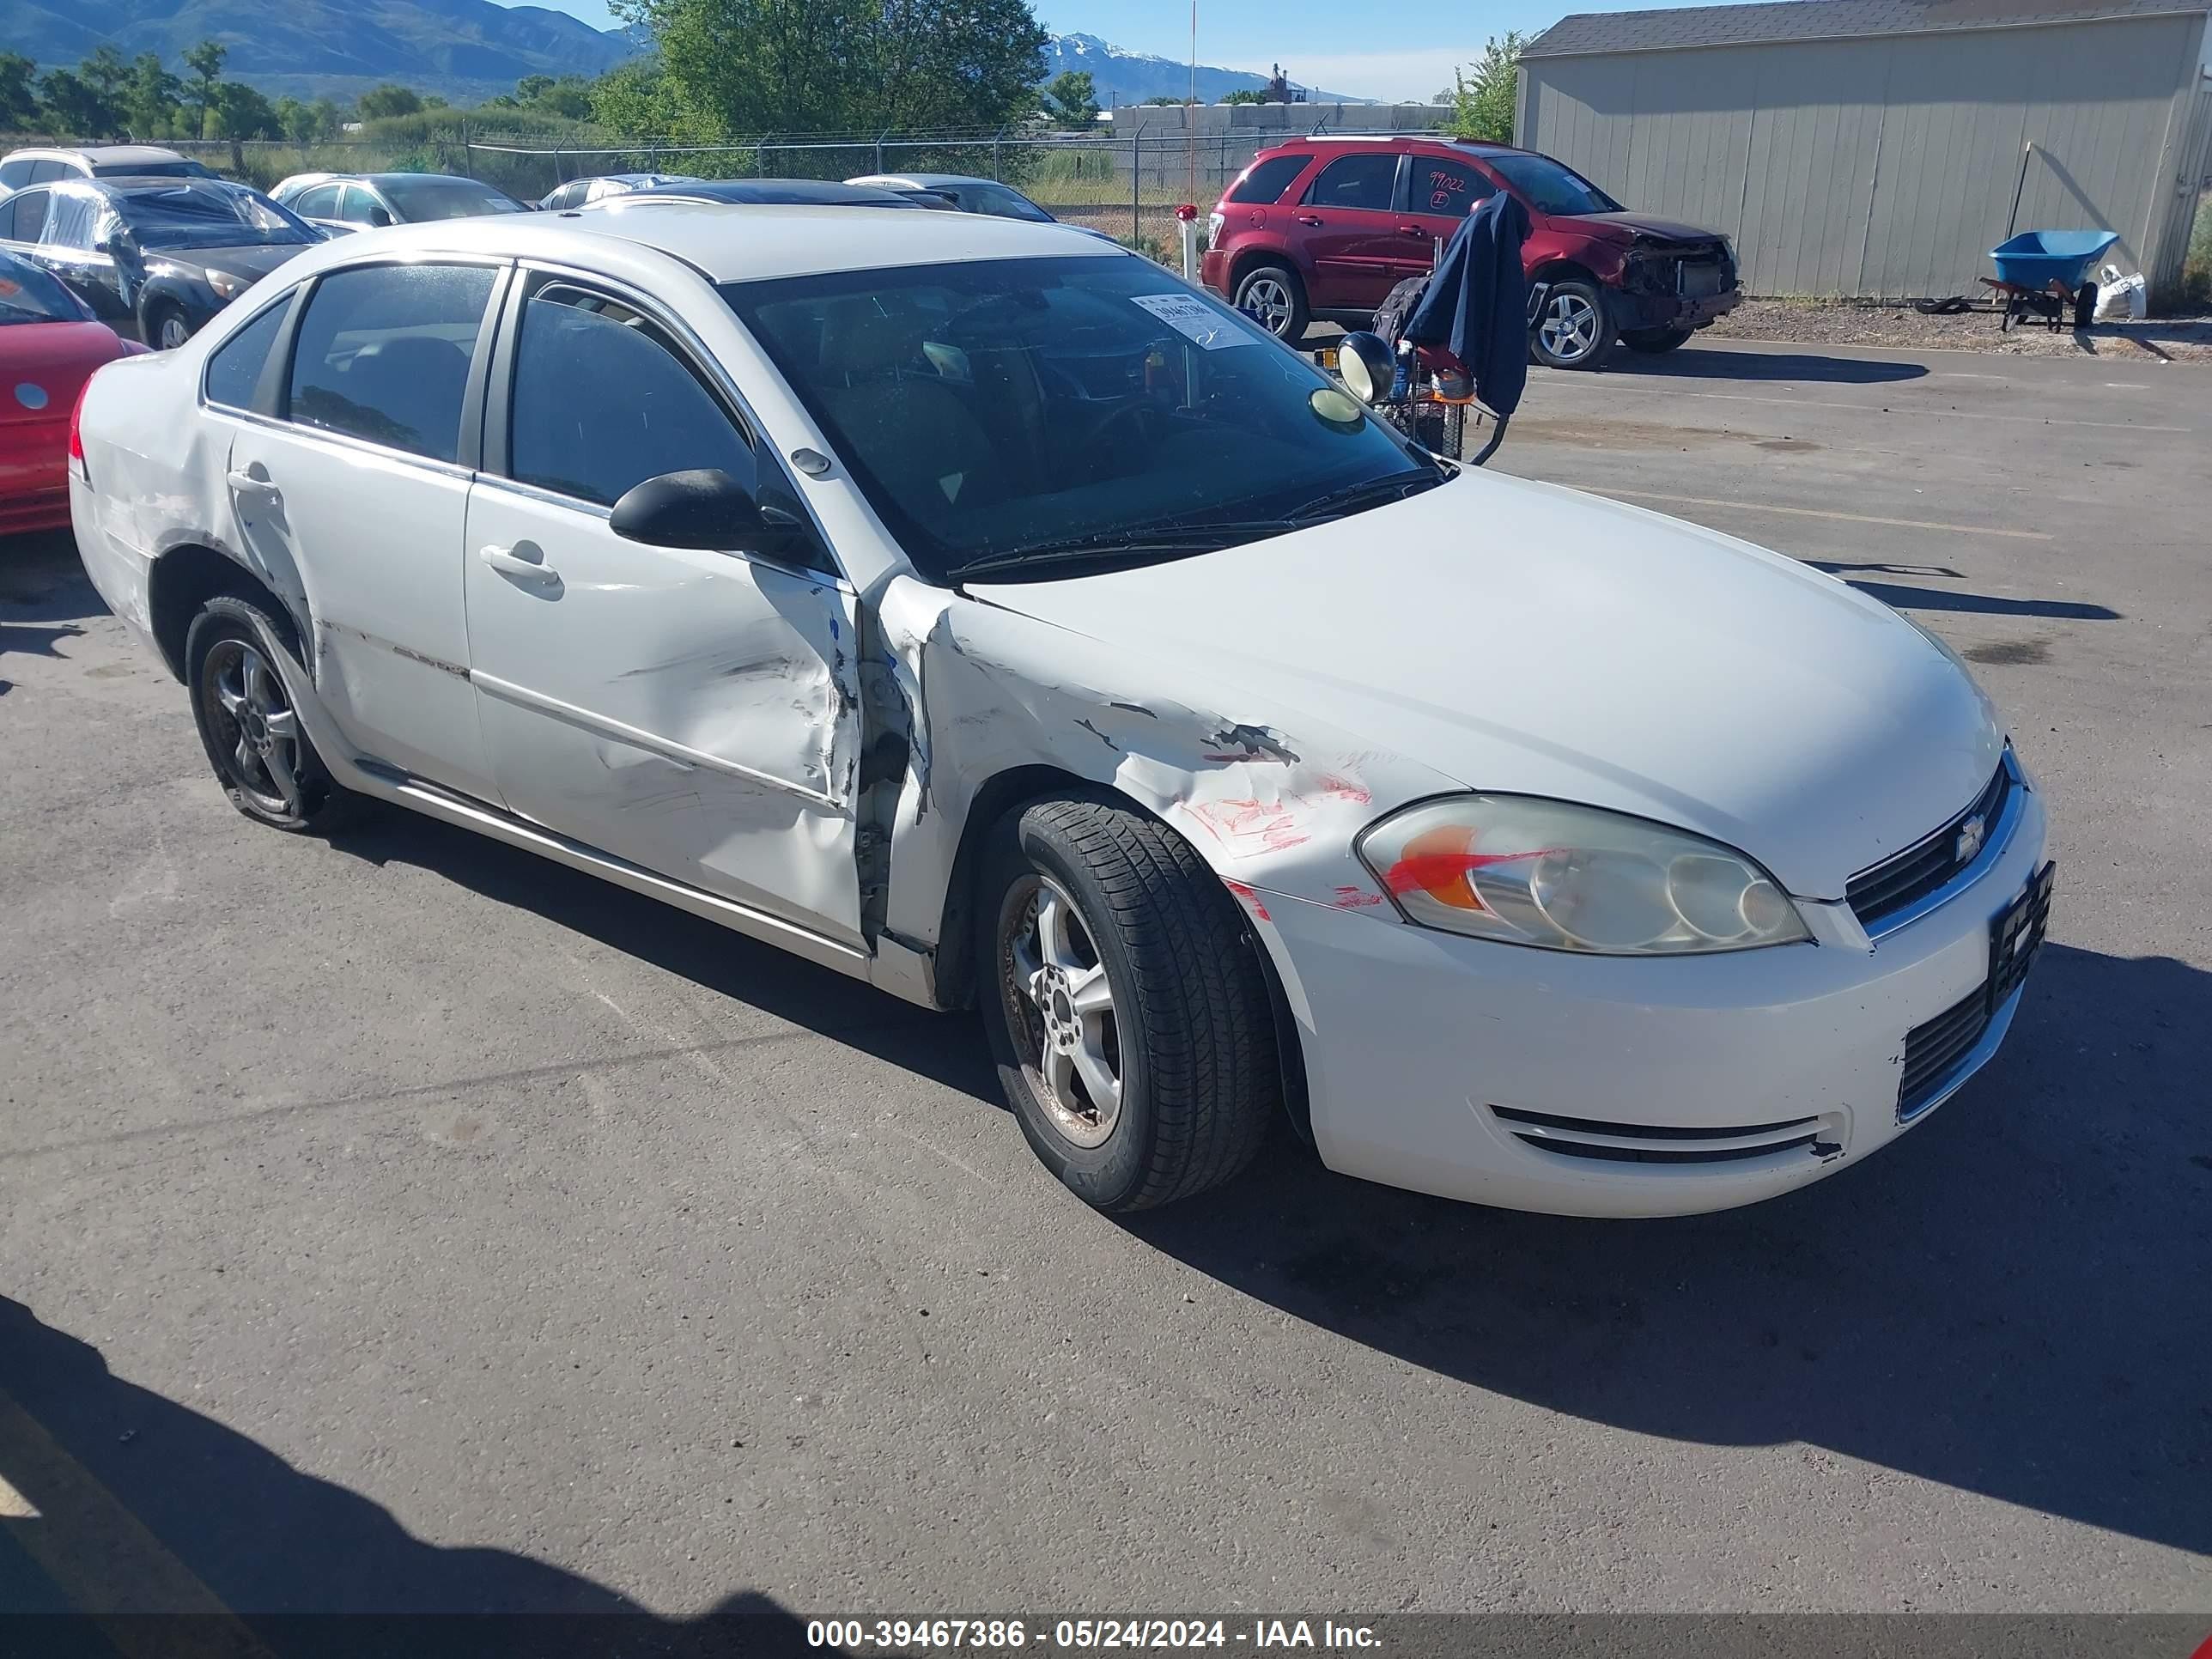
1129,292,1256,350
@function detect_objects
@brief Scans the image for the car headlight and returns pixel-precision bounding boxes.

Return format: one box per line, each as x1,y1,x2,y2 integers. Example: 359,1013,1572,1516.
1355,795,1809,955
205,270,247,300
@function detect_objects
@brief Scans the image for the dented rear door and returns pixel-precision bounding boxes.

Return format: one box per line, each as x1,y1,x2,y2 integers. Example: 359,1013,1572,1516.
459,269,866,945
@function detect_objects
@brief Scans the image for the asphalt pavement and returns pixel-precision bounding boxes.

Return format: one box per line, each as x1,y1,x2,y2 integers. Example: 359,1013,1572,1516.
2,337,2207,1627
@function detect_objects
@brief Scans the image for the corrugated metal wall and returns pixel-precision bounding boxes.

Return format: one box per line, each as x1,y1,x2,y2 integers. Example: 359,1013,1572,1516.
1520,14,2203,298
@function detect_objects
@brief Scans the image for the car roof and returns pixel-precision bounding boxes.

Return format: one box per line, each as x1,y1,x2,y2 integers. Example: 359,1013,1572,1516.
848,173,997,190
282,201,1122,284
58,174,252,200
623,178,926,208
1260,134,1525,155
6,144,190,166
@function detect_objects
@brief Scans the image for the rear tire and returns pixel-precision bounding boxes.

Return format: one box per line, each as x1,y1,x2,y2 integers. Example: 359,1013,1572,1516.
143,300,193,352
976,793,1276,1212
185,594,361,834
1530,278,1614,370
1622,325,1694,354
1232,262,1310,343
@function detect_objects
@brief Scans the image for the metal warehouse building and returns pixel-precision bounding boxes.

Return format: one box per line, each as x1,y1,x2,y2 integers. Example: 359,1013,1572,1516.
1516,0,2212,301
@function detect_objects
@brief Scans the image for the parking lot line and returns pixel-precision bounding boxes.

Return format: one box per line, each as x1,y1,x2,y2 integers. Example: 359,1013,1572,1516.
0,1387,272,1657
1588,489,2053,539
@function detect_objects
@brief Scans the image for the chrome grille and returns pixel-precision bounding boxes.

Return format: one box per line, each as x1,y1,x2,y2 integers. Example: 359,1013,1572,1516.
1848,761,2011,931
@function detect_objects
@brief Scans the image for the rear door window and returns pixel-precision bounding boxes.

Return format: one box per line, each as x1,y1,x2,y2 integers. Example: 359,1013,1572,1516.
27,160,70,185
204,298,291,410
1301,153,1401,212
285,262,498,463
1224,154,1312,206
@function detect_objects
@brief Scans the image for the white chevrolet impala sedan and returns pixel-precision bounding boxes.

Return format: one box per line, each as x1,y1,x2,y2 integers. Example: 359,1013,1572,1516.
67,204,2053,1217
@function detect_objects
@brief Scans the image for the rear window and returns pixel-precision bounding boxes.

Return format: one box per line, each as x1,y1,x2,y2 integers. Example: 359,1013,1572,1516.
1224,154,1311,206
92,160,209,179
286,263,496,462
0,252,90,324
1302,153,1399,212
117,185,318,250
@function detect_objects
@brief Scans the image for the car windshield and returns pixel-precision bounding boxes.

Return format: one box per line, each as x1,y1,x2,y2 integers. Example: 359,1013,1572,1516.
116,185,318,249
0,252,88,323
381,178,526,219
723,254,1439,583
1484,152,1623,216
957,182,1054,223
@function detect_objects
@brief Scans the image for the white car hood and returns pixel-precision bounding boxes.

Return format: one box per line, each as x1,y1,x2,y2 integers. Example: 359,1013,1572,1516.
969,470,2003,899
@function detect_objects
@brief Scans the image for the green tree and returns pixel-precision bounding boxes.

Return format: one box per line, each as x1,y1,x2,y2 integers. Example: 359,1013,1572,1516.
356,83,426,120
1220,88,1266,105
275,94,341,146
123,52,182,137
1446,33,1521,145
610,0,1047,137
1041,69,1097,128
1140,95,1181,106
39,67,121,137
0,52,39,130
183,38,227,137
212,80,280,139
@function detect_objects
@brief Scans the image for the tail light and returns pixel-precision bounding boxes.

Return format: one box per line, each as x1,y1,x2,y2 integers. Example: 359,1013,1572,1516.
68,379,91,482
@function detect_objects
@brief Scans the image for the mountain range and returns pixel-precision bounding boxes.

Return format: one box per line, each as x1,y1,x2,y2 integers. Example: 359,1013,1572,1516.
0,3,1377,111
1041,33,1372,107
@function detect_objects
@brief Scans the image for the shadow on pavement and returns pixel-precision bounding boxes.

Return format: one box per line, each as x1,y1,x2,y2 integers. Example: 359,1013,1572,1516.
1124,941,2212,1559
0,1298,823,1656
1610,348,1929,385
1828,579,2122,621
325,809,1001,1113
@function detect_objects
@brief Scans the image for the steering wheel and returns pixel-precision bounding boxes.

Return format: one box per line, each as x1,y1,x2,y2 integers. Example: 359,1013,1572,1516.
1073,396,1153,453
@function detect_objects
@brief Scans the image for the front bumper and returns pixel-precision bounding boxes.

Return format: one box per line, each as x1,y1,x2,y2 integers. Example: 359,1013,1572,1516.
1612,284,1744,332
1255,777,2049,1218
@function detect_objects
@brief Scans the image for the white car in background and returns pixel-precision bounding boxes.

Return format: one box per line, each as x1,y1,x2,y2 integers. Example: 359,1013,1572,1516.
65,204,2052,1217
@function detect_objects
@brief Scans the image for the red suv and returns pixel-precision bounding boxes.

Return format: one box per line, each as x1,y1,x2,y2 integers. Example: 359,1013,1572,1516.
1200,136,1741,370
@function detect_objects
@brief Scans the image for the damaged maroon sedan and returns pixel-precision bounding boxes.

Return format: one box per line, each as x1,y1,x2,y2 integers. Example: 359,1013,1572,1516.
1200,134,1741,368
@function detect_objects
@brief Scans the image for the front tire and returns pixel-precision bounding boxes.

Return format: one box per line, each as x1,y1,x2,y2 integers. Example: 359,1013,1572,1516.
1232,262,1310,343
1622,325,1694,354
977,793,1276,1212
1531,279,1615,370
185,594,359,833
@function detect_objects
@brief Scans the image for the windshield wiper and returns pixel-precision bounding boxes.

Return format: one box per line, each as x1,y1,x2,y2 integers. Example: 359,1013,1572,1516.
1285,468,1448,526
945,520,1295,582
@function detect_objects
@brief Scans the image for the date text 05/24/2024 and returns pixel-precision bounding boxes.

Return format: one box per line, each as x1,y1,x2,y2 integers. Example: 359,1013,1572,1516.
806,1620,1382,1650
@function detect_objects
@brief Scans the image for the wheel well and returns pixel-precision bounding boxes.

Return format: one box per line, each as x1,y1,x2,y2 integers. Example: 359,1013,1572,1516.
1228,247,1303,294
1529,259,1601,293
927,763,1312,1143
146,544,286,682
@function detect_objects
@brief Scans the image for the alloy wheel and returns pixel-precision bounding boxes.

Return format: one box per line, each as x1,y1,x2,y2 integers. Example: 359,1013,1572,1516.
1238,276,1295,336
206,638,304,817
1539,291,1601,362
999,873,1123,1148
158,313,191,350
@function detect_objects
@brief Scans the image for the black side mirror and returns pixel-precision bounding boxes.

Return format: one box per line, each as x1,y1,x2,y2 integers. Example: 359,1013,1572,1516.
365,205,393,228
611,469,776,552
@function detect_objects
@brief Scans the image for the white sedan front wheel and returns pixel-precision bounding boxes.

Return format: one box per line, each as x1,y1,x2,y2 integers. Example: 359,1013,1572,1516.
978,793,1277,1212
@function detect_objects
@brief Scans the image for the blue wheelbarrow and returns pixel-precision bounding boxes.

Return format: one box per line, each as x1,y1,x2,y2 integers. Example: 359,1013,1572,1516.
1980,230,2120,331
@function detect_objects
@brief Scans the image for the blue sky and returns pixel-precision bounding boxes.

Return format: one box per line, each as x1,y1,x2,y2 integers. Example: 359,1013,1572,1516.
501,0,1693,102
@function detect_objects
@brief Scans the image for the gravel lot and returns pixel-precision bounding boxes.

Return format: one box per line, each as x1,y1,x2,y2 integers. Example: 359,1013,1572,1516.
2,338,2207,1636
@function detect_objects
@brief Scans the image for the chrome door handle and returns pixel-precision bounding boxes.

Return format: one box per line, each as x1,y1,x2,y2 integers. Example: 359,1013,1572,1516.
479,544,558,583
226,469,278,499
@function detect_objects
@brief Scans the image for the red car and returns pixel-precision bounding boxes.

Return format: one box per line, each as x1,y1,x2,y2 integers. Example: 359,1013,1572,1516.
1,249,139,534
1200,136,1741,370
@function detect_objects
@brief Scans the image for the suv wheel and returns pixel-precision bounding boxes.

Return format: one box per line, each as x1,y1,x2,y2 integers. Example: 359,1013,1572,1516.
977,793,1276,1212
1232,263,1309,342
1531,279,1614,370
145,301,193,351
1623,325,1695,354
